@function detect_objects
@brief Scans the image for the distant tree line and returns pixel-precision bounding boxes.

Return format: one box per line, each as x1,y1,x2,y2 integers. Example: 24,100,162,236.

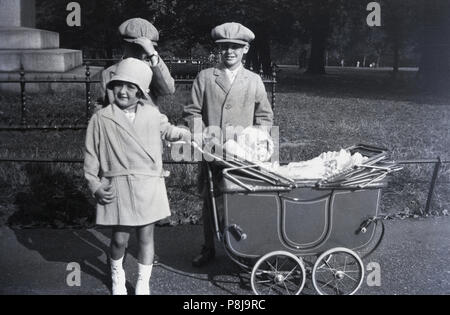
36,0,449,86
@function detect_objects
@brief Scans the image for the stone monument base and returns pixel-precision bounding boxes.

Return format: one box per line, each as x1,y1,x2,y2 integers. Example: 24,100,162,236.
0,27,59,49
0,48,83,72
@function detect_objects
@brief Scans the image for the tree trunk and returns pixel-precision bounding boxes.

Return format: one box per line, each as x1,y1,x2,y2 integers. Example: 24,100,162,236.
392,39,400,74
246,43,258,71
418,0,450,91
306,1,330,75
260,37,272,74
246,26,272,74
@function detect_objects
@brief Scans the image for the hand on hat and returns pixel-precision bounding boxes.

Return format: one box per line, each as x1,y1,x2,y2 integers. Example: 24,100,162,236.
133,37,157,57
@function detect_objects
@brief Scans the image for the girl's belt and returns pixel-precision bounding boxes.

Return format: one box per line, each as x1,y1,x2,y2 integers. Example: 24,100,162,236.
103,169,164,178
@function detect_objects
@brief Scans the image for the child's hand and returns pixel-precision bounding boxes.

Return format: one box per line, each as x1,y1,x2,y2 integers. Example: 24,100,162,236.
94,182,116,205
133,37,157,56
178,128,192,143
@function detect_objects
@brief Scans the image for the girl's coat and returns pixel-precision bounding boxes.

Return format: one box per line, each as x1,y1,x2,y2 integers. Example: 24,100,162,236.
84,103,183,226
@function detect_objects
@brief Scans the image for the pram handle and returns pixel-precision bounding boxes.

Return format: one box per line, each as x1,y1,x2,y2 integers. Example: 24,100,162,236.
346,143,388,153
189,140,295,187
223,166,259,192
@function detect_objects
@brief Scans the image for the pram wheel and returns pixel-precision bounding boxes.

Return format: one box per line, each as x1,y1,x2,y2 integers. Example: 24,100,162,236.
251,251,306,295
312,247,364,295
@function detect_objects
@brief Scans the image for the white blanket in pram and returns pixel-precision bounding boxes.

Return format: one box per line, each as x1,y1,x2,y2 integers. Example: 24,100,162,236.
260,149,368,180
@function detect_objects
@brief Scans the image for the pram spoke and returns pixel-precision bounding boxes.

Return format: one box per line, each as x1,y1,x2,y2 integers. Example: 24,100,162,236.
320,278,336,289
342,272,359,283
284,265,300,280
334,282,341,295
265,261,278,273
255,279,272,284
282,281,292,295
343,256,349,272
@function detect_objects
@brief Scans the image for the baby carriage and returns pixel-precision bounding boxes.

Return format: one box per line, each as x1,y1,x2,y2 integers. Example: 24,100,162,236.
191,142,401,295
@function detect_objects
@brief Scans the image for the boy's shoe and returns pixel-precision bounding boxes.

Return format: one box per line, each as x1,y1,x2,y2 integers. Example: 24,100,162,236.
111,269,127,295
192,246,215,267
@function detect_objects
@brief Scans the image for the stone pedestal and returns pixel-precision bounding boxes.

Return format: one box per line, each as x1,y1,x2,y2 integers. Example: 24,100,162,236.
0,0,102,93
0,27,59,49
0,0,36,28
0,49,83,72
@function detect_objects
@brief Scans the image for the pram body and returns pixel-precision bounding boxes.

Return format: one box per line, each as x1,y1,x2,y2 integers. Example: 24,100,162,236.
222,177,382,258
194,142,400,295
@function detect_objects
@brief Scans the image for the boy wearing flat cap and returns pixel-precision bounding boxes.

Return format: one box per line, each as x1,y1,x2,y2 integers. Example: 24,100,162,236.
183,22,274,267
99,18,175,107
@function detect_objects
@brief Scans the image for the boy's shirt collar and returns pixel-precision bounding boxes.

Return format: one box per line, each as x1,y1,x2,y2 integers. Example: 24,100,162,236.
224,63,243,84
213,63,248,94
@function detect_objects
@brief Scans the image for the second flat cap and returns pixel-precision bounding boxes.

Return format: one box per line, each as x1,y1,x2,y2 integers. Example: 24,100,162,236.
119,18,159,46
211,22,255,45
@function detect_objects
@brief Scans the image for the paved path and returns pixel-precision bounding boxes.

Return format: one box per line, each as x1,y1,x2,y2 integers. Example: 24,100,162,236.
0,217,448,295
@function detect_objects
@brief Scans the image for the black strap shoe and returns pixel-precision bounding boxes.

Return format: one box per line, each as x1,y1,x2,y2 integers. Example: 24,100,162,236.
192,246,215,267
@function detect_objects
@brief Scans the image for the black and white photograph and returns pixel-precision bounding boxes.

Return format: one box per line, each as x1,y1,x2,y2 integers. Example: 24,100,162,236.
0,0,449,298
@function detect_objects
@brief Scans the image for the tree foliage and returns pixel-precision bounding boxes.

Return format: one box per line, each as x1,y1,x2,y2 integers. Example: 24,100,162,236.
37,0,178,57
417,0,450,89
35,0,447,80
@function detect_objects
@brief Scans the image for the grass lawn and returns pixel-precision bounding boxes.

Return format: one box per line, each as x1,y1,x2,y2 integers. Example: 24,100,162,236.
0,66,449,228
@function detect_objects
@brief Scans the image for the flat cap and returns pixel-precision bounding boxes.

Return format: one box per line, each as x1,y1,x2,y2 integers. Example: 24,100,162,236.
211,22,255,45
119,18,159,46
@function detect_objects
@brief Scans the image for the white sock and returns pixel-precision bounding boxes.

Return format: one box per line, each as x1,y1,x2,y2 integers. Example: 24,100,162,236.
111,256,124,272
111,256,127,295
135,263,153,295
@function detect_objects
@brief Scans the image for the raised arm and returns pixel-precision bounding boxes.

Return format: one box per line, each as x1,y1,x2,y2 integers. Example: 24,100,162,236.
149,58,176,96
130,37,176,97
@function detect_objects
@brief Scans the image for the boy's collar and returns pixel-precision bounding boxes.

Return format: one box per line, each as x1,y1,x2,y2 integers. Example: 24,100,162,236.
214,64,248,78
224,63,243,73
216,63,244,73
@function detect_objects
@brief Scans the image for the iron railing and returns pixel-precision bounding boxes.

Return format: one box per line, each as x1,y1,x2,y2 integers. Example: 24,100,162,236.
0,61,277,131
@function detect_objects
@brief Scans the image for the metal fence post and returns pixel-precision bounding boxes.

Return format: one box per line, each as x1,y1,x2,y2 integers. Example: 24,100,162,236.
20,65,27,125
424,157,441,214
197,61,201,75
271,65,277,109
168,61,172,74
85,64,91,124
